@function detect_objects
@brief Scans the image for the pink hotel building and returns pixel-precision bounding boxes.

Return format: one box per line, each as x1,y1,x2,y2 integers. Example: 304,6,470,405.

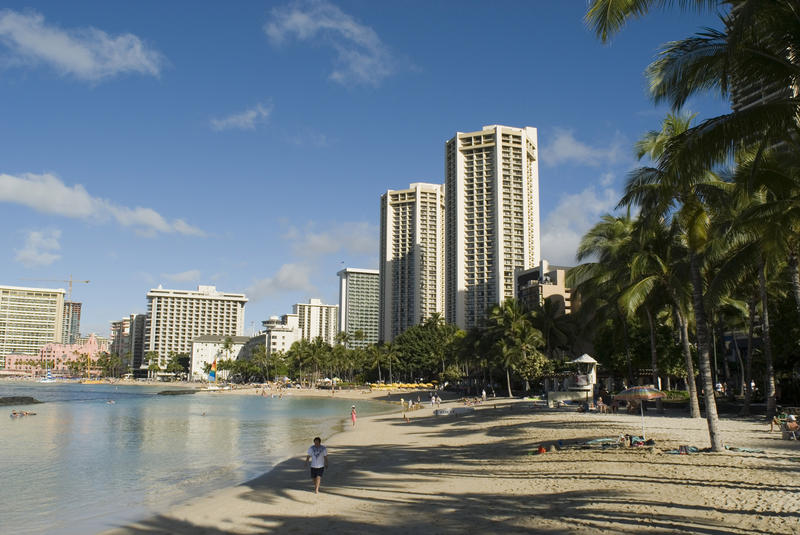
3,334,108,376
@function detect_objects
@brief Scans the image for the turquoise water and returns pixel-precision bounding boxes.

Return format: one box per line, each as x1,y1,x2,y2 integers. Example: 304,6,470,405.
0,382,389,535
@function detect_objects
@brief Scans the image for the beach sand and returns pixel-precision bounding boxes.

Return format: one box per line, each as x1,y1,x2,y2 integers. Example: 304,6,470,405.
103,397,800,534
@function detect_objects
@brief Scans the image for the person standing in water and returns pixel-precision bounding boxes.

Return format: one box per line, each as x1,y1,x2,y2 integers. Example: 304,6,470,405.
350,405,357,427
305,437,328,494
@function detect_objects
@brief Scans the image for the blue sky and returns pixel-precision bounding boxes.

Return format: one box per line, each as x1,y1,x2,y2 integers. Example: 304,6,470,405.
0,1,729,336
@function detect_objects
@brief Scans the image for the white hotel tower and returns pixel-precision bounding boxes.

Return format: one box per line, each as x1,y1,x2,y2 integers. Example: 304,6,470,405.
379,182,446,342
445,125,541,330
144,285,247,367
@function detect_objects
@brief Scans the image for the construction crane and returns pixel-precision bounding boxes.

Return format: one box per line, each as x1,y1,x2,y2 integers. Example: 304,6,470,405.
19,274,90,301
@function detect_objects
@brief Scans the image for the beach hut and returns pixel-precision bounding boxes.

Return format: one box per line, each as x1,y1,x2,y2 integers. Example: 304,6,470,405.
547,354,599,407
568,354,598,404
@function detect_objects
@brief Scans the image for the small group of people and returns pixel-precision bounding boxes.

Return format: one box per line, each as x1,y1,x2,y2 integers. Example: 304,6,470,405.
9,410,36,418
429,393,442,408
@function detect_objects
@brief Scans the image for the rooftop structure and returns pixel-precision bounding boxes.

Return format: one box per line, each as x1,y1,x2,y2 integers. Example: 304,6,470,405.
262,314,302,355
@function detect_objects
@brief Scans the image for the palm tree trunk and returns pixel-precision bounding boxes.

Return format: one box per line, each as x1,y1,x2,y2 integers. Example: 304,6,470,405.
788,251,800,323
619,309,634,386
506,368,513,398
758,256,777,418
689,252,723,451
645,308,663,413
740,296,756,416
732,331,744,397
676,308,701,418
715,318,730,389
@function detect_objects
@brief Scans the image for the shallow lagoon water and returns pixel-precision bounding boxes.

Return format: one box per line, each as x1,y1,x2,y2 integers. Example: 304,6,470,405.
0,382,389,534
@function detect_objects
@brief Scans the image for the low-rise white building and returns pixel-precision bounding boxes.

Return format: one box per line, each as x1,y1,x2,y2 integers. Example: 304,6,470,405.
190,335,249,381
263,314,302,355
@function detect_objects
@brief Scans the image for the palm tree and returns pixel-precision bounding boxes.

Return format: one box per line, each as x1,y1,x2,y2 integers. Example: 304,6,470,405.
365,345,383,383
381,343,399,384
487,298,545,397
530,298,573,359
571,213,638,385
620,112,729,451
706,165,792,417
585,0,718,43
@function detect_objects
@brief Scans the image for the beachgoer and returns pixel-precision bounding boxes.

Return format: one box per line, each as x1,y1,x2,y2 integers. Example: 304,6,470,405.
435,395,441,408
482,389,487,402
350,405,357,427
305,437,328,494
400,397,405,411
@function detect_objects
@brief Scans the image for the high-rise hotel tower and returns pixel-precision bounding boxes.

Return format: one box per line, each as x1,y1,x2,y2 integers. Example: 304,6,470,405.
379,182,446,342
144,285,247,367
445,125,541,329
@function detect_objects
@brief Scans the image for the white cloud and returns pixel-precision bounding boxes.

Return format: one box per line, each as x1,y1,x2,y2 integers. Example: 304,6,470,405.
15,229,61,267
599,171,615,187
210,102,272,131
265,0,393,86
0,172,204,236
543,129,626,167
289,127,331,147
286,221,377,258
541,185,620,265
246,263,316,302
161,269,201,283
0,9,163,81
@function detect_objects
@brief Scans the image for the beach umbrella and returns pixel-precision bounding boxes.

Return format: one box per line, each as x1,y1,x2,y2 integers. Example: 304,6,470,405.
614,385,666,440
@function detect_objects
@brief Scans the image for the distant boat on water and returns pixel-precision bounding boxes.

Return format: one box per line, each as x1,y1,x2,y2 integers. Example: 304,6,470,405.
39,365,56,383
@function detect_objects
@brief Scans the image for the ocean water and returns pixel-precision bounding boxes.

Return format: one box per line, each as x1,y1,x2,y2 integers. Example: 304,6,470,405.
0,382,389,535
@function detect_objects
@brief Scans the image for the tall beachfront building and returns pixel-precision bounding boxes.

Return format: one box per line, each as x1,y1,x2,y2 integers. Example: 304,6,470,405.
110,313,146,368
379,182,446,342
337,268,380,348
293,298,338,345
0,285,65,365
62,301,82,345
144,285,247,367
445,125,541,329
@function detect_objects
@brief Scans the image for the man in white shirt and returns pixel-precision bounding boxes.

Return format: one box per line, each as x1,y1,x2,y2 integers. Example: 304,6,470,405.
305,437,328,494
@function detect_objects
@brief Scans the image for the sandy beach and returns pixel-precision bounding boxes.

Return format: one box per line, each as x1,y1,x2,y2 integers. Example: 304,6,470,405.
100,392,800,535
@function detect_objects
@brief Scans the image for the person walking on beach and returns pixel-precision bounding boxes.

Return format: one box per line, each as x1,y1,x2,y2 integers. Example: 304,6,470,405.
305,437,328,494
350,405,357,427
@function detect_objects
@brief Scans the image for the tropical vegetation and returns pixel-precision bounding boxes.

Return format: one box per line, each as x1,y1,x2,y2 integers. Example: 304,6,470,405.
580,0,800,450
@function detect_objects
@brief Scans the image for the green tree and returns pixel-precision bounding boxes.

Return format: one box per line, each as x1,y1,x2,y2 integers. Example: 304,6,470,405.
620,112,732,451
165,353,189,376
487,298,546,397
96,351,124,378
571,212,638,384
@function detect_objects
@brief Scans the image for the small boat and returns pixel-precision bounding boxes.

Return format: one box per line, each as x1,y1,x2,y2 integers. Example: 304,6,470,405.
39,368,56,383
